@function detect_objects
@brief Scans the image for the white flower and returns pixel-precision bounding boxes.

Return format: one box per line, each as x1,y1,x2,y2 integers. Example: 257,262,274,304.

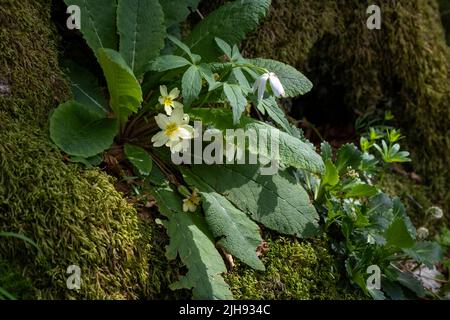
417,227,429,240
182,189,201,213
151,107,195,153
252,72,286,101
158,85,184,115
427,206,443,220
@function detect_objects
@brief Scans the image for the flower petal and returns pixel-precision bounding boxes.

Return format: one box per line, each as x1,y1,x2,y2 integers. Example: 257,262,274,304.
160,85,168,97
158,96,165,105
164,105,173,116
177,125,195,139
170,106,184,124
151,131,169,147
269,73,286,98
257,73,269,101
155,113,170,129
173,101,184,109
169,87,180,99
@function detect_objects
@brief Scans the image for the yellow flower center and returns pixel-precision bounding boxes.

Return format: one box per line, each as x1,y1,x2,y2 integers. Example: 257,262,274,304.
164,123,178,137
164,97,173,107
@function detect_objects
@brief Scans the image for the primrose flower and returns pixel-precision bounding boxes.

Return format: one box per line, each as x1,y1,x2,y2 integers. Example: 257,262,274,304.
151,107,195,153
182,189,201,213
158,85,183,115
417,227,429,240
427,206,443,220
252,72,286,101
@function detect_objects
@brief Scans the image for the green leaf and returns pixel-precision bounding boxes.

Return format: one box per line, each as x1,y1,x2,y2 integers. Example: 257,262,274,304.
124,144,153,176
258,97,291,133
98,48,143,125
182,65,202,106
403,242,443,268
335,143,362,174
385,218,415,249
117,0,166,77
150,185,233,300
50,101,118,158
223,84,247,125
167,35,196,63
395,270,426,297
185,0,271,61
321,159,339,187
0,232,38,250
65,0,118,56
188,108,325,174
183,164,320,238
320,141,333,162
160,0,201,28
344,183,378,198
150,55,191,72
248,58,313,97
215,37,232,58
182,171,265,271
63,61,108,115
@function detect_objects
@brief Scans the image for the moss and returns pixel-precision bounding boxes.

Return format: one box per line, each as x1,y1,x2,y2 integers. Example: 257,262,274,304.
0,259,34,299
225,236,363,300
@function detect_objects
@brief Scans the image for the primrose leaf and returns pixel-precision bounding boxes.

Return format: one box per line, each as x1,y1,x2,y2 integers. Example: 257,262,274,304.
150,185,233,300
150,55,191,72
65,0,118,56
98,48,143,125
117,0,166,77
182,170,265,271
185,0,271,61
124,144,153,176
161,0,201,28
189,108,325,174
63,61,108,115
50,101,118,158
183,163,320,238
248,58,313,97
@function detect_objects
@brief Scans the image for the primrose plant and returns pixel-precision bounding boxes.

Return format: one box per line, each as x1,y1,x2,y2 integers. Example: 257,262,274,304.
50,0,442,300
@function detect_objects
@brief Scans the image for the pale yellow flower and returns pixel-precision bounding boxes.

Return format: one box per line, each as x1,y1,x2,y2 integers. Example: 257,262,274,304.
182,189,201,213
158,85,184,115
151,107,194,153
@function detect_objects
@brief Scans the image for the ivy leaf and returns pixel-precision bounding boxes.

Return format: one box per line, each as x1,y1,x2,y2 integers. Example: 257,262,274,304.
184,163,320,238
182,171,265,271
160,0,201,28
185,0,271,61
50,101,118,158
182,65,202,106
150,185,233,300
248,58,313,97
124,144,153,176
64,0,118,57
223,83,247,125
117,0,166,77
403,242,443,268
150,55,191,72
385,218,415,249
63,61,108,115
98,48,143,125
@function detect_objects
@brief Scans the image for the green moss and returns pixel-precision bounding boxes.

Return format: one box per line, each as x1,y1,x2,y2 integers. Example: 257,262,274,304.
225,236,363,300
0,259,34,299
